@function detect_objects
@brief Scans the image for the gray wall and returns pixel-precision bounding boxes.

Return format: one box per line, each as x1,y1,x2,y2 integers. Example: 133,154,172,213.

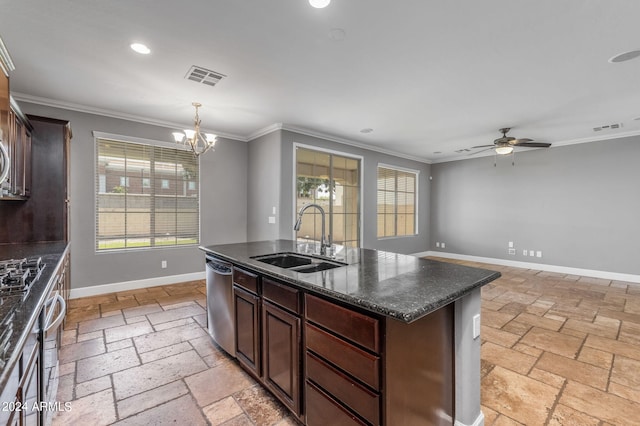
19,102,248,290
430,136,640,275
247,130,282,242
278,130,431,254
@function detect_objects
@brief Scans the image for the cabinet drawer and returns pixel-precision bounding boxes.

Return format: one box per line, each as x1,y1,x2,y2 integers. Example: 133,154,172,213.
306,352,380,425
305,294,380,353
306,381,367,426
263,278,301,314
233,268,259,294
305,323,380,390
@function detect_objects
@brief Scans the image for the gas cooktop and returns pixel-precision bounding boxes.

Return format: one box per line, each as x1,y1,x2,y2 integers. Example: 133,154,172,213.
0,257,45,297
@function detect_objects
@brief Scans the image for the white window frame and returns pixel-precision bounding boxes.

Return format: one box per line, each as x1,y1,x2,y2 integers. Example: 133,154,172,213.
376,163,419,239
92,131,200,253
292,142,364,247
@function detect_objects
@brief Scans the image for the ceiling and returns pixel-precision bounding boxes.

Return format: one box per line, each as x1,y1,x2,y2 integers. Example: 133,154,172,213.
2,0,640,163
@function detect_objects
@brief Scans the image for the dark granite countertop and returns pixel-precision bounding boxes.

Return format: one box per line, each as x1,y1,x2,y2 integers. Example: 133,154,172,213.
0,241,69,394
199,240,500,323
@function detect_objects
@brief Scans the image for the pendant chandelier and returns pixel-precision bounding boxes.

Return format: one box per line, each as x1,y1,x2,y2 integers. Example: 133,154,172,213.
172,102,217,157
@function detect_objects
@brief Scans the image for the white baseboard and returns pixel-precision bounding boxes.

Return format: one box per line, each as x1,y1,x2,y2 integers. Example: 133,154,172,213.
412,251,640,284
455,411,484,426
69,271,206,299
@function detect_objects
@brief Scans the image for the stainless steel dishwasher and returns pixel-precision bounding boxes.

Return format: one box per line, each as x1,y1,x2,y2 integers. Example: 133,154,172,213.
205,256,236,357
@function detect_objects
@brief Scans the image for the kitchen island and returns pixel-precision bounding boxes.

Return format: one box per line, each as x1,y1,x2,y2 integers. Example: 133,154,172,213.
200,240,500,426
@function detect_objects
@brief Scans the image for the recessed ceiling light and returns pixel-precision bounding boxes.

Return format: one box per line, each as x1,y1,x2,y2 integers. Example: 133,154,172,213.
608,49,640,63
130,43,151,55
309,0,330,8
360,128,373,134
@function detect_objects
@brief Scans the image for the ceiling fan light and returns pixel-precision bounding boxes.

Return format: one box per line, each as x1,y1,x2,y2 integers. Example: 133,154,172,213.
495,146,514,155
309,0,331,8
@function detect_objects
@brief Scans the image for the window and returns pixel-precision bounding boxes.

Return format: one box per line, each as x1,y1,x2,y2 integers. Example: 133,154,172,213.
377,165,418,238
295,146,361,248
95,137,199,251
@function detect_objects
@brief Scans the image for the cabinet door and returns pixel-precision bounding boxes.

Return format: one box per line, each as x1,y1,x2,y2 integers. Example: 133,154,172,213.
234,286,261,377
262,301,301,415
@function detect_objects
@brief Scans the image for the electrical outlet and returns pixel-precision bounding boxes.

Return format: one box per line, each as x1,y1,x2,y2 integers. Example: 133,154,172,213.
161,260,167,269
441,242,446,249
436,242,440,248
536,251,542,258
508,248,516,255
508,241,514,248
268,216,276,224
472,314,481,339
529,250,535,257
522,249,527,256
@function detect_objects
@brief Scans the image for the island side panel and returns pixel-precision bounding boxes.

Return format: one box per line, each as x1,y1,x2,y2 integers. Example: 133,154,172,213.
384,303,455,425
454,287,483,426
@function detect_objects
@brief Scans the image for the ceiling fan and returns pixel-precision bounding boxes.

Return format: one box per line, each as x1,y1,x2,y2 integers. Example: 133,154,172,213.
472,128,551,155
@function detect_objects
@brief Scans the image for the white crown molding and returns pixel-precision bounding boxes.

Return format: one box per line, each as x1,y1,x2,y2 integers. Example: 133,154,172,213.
430,129,640,164
246,122,284,141
279,124,433,164
12,92,246,142
413,251,640,284
0,36,15,77
246,122,433,164
69,271,205,299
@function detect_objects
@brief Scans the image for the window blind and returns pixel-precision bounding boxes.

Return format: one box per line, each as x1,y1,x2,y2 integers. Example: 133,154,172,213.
377,166,417,238
95,138,199,251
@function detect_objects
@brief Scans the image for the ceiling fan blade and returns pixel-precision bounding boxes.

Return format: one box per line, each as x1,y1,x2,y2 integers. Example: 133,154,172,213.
471,144,495,149
509,138,532,145
513,142,551,148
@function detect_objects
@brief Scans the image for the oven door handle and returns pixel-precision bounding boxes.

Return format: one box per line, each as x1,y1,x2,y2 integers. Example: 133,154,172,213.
44,293,66,338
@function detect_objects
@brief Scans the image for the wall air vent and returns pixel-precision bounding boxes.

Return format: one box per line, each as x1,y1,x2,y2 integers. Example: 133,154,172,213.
185,66,226,87
593,123,623,132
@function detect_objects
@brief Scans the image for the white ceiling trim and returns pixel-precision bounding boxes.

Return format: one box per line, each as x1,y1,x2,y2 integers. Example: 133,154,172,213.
246,123,284,141
247,122,433,164
11,92,247,142
278,124,432,164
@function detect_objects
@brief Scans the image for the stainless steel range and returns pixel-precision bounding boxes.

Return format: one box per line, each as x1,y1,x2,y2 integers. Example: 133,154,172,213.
0,257,44,380
0,257,44,297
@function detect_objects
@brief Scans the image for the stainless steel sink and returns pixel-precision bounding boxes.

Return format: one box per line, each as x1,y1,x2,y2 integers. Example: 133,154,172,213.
251,253,313,268
251,252,346,273
289,262,343,273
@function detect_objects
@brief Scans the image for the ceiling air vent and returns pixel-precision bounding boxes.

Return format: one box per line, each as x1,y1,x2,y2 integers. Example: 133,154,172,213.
454,148,471,153
593,123,623,132
185,66,226,87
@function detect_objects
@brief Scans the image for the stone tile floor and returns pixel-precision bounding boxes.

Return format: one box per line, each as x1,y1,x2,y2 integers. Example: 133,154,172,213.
52,260,640,425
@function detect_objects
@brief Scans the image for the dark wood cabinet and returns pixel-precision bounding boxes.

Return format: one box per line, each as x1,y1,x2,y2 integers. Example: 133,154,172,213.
225,265,454,425
1,101,32,199
0,115,71,243
262,300,301,415
234,285,261,377
304,294,382,425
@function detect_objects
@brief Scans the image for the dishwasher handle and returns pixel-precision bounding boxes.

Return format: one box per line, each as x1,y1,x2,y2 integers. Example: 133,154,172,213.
206,258,232,275
44,293,66,338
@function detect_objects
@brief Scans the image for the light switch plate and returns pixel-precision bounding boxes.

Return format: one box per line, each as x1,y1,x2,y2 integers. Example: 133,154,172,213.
473,314,481,339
